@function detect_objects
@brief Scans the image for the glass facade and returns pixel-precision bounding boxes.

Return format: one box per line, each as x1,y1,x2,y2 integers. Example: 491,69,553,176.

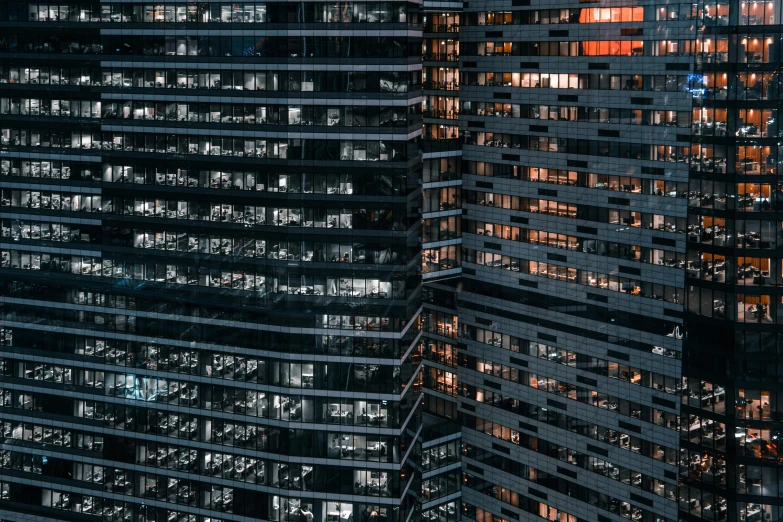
457,1,689,522
454,1,783,522
3,2,783,522
0,2,423,522
683,2,783,522
418,2,463,521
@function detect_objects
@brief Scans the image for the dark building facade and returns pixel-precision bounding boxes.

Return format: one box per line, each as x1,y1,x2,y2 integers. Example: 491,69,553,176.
457,1,688,521
453,1,783,522
0,2,424,522
683,4,783,522
3,2,783,522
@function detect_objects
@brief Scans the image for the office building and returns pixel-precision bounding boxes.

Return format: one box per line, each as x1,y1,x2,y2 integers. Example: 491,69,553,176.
418,2,462,522
0,2,423,522
456,2,783,522
683,3,783,522
3,2,783,522
457,0,688,518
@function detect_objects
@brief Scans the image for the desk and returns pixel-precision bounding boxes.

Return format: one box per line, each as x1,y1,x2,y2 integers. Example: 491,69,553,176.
688,387,725,408
339,445,355,456
367,442,387,455
422,483,441,497
356,480,385,495
329,411,351,423
744,505,762,522
362,413,385,425
746,304,767,319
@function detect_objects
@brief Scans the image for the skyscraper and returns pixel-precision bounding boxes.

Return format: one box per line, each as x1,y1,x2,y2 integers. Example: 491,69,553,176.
454,2,782,522
683,4,783,521
418,4,462,522
0,3,423,521
3,2,783,522
457,3,688,522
